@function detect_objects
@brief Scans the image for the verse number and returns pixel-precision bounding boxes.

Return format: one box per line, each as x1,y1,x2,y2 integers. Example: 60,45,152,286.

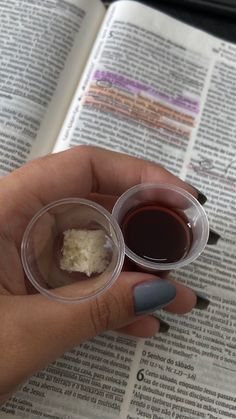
136,369,145,381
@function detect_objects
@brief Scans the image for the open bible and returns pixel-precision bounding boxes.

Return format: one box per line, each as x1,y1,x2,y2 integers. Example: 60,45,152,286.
1,0,236,418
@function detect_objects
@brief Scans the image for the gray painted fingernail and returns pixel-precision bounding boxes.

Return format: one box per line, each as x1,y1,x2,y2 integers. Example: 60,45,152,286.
134,279,176,315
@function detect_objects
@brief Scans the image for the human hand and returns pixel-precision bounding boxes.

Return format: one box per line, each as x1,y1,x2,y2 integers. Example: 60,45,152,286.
0,146,207,403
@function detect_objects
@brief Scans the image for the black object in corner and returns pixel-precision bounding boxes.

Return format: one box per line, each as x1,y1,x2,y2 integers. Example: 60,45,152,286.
103,0,236,43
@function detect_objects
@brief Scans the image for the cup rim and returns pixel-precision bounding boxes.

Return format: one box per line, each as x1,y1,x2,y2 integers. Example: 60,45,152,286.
21,197,125,303
112,183,209,271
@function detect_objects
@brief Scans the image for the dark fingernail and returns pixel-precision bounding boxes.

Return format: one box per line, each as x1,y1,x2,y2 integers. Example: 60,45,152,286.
196,188,207,205
134,279,176,315
195,292,210,310
159,319,170,333
207,229,221,245
158,319,170,333
152,315,170,333
188,183,207,205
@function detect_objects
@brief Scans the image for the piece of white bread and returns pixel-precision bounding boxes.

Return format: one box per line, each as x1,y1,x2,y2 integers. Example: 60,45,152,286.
60,229,110,276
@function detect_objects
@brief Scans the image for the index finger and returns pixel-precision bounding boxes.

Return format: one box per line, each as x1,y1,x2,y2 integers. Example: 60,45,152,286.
5,146,197,205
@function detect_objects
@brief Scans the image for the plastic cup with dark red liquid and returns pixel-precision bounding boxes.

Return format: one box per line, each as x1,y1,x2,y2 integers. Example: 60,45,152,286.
112,184,209,273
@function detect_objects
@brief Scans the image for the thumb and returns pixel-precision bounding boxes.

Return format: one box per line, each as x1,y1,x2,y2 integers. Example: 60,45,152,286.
1,273,176,394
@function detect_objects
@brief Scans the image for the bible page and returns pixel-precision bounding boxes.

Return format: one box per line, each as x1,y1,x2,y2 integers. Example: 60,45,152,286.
53,1,236,418
0,0,105,175
2,1,236,419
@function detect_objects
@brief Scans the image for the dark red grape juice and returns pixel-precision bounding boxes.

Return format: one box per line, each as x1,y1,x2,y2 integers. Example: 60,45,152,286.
121,203,192,264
